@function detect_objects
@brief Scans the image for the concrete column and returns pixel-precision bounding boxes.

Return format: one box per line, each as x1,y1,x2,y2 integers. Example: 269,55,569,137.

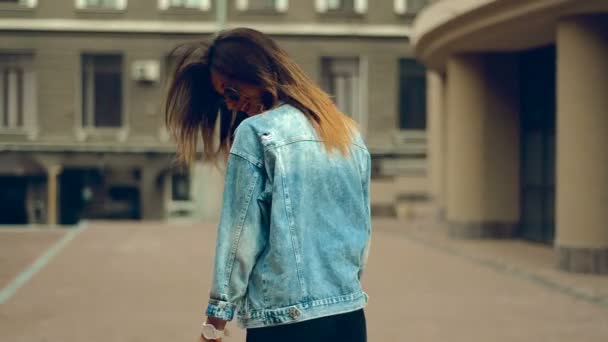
445,54,520,238
46,165,62,226
556,15,608,274
140,165,165,221
426,71,446,219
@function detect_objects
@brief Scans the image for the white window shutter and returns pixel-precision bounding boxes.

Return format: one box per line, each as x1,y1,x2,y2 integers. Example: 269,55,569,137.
315,0,327,13
75,0,87,9
0,70,4,127
394,0,406,14
23,70,37,131
235,0,248,11
200,0,211,10
275,0,288,13
6,70,19,128
158,0,169,10
354,0,367,14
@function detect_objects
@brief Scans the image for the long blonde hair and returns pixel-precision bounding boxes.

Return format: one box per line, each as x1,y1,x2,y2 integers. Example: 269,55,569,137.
165,28,356,165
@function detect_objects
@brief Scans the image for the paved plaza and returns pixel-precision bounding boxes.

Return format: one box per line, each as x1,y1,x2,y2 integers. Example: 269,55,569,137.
1,219,607,342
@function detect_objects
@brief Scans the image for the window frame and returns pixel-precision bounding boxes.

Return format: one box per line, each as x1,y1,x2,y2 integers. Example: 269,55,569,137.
398,58,427,130
79,53,125,131
75,0,127,11
171,171,192,202
394,0,427,15
235,0,288,13
158,0,211,11
315,0,366,14
0,53,36,135
0,0,37,9
321,56,368,135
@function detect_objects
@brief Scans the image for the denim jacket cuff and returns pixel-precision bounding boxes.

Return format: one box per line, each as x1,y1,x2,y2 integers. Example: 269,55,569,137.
206,298,236,321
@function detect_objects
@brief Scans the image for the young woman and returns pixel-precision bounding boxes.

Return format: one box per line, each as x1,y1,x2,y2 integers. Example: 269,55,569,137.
165,28,371,342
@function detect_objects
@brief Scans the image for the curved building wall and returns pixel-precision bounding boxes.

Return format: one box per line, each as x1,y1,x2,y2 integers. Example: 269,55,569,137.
413,0,608,274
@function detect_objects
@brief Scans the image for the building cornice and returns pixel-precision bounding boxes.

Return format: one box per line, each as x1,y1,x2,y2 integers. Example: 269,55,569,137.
412,0,608,70
0,18,410,38
0,143,176,154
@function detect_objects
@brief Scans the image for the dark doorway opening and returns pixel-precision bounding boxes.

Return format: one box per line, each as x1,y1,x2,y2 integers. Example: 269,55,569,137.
0,176,27,224
518,46,556,244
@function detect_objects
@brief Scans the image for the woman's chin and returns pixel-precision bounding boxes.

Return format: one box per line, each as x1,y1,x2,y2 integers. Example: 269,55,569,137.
246,109,264,117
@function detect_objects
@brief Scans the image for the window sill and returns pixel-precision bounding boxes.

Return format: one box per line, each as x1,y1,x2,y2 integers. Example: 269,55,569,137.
0,128,28,135
318,10,365,18
237,9,283,15
76,127,129,142
0,4,36,12
75,8,126,14
395,11,418,18
158,8,210,14
0,127,39,140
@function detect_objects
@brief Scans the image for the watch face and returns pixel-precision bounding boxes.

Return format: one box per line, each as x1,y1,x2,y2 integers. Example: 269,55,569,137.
202,324,218,339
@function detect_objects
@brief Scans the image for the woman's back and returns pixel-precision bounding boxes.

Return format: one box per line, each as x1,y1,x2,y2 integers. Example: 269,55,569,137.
210,104,371,328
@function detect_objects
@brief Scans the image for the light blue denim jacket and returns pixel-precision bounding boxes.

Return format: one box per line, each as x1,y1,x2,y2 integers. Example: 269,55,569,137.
205,104,372,329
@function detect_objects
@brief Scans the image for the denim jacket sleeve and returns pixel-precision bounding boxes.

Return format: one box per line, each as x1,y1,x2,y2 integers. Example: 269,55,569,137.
205,150,267,321
358,151,372,280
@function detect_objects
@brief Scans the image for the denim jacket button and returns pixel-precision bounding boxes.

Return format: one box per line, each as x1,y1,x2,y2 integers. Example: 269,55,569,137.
288,307,301,319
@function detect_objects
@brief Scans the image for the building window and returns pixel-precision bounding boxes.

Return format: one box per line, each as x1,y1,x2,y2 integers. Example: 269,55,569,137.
316,0,365,14
398,59,426,130
1,67,23,129
322,57,362,124
395,0,428,15
159,0,210,10
0,0,37,8
248,0,275,11
236,0,287,12
327,0,353,11
171,172,191,201
81,54,123,128
0,54,34,131
75,0,126,10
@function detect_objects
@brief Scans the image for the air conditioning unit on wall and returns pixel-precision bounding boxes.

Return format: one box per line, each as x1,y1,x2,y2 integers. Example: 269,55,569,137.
131,60,160,83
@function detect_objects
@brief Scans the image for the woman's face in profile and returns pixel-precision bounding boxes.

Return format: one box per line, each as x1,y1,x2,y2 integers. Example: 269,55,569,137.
211,70,266,116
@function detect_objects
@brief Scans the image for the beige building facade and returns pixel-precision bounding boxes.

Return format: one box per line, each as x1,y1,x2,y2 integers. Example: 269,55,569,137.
0,0,430,225
414,0,608,274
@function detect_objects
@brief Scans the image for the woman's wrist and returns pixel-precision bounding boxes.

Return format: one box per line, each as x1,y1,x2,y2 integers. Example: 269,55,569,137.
205,316,228,331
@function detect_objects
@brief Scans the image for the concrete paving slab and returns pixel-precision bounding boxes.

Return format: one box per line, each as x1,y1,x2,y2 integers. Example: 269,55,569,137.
364,222,608,342
0,220,606,342
0,228,67,291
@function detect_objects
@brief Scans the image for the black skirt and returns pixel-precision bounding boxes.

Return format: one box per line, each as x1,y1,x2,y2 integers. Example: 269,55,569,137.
246,309,367,342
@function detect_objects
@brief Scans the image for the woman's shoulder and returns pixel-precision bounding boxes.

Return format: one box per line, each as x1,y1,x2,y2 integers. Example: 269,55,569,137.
239,104,314,142
229,105,291,160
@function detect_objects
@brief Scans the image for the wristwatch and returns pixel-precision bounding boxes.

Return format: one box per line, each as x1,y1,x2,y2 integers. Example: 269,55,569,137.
201,321,226,340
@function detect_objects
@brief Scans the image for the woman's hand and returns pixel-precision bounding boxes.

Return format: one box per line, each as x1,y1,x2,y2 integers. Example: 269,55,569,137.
199,316,228,342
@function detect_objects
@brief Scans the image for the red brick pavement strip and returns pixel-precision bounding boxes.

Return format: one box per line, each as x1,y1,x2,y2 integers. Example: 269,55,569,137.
0,220,607,342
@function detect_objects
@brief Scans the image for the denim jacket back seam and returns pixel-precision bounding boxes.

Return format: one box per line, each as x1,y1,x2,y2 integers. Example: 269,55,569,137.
276,151,308,296
263,138,369,155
